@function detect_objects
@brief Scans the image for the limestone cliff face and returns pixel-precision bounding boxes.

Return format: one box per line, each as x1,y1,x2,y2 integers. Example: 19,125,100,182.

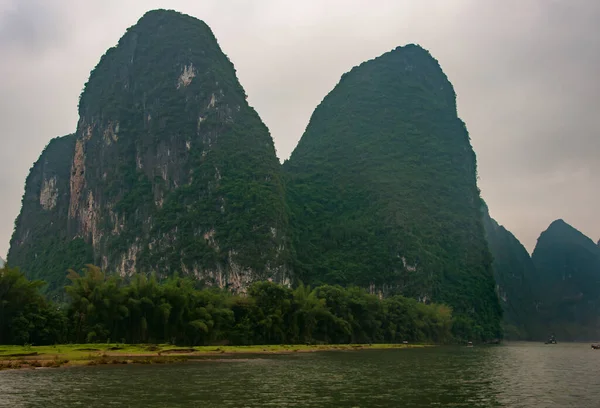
8,134,92,294
9,10,291,294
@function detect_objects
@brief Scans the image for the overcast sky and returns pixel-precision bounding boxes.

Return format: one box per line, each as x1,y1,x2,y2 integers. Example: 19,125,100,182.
0,0,598,259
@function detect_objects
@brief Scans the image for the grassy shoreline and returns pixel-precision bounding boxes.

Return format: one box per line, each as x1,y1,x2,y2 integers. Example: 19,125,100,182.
0,343,430,371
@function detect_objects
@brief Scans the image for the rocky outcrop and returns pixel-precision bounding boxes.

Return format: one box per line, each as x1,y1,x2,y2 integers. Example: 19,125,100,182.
7,134,93,295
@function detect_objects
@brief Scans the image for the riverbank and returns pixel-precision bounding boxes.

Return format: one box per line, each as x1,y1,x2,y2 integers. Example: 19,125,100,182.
0,343,429,371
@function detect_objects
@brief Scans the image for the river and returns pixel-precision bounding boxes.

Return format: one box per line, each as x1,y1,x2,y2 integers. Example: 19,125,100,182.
1,342,598,407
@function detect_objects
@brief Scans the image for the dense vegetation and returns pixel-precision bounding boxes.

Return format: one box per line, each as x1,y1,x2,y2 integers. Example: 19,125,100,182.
0,268,66,345
284,44,502,341
530,220,600,340
481,203,538,340
0,266,453,346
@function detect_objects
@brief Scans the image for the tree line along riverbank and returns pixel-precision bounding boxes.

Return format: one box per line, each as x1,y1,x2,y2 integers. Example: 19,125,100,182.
0,265,456,348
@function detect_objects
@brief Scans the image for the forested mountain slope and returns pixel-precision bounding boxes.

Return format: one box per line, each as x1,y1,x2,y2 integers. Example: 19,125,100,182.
284,45,502,340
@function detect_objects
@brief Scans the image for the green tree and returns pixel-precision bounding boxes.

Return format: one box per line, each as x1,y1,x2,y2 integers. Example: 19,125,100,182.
0,266,66,345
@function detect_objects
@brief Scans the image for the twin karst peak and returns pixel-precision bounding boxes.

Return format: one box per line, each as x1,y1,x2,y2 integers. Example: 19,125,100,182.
9,10,506,339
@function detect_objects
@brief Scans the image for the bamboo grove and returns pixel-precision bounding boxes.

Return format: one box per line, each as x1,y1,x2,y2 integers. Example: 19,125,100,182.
0,266,453,346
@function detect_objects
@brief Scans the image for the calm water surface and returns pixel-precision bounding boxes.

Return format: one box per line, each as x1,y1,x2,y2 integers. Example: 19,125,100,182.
1,342,599,407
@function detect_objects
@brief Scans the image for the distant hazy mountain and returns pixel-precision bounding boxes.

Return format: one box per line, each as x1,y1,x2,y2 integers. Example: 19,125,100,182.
530,219,600,340
0,257,5,267
481,203,538,339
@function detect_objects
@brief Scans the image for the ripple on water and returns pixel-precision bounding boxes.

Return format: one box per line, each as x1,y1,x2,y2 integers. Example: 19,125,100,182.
0,343,599,407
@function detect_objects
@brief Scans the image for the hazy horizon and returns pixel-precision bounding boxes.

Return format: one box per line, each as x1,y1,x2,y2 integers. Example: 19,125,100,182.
1,0,598,260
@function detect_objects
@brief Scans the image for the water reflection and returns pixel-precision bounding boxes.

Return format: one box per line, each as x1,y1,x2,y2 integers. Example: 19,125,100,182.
0,343,598,407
